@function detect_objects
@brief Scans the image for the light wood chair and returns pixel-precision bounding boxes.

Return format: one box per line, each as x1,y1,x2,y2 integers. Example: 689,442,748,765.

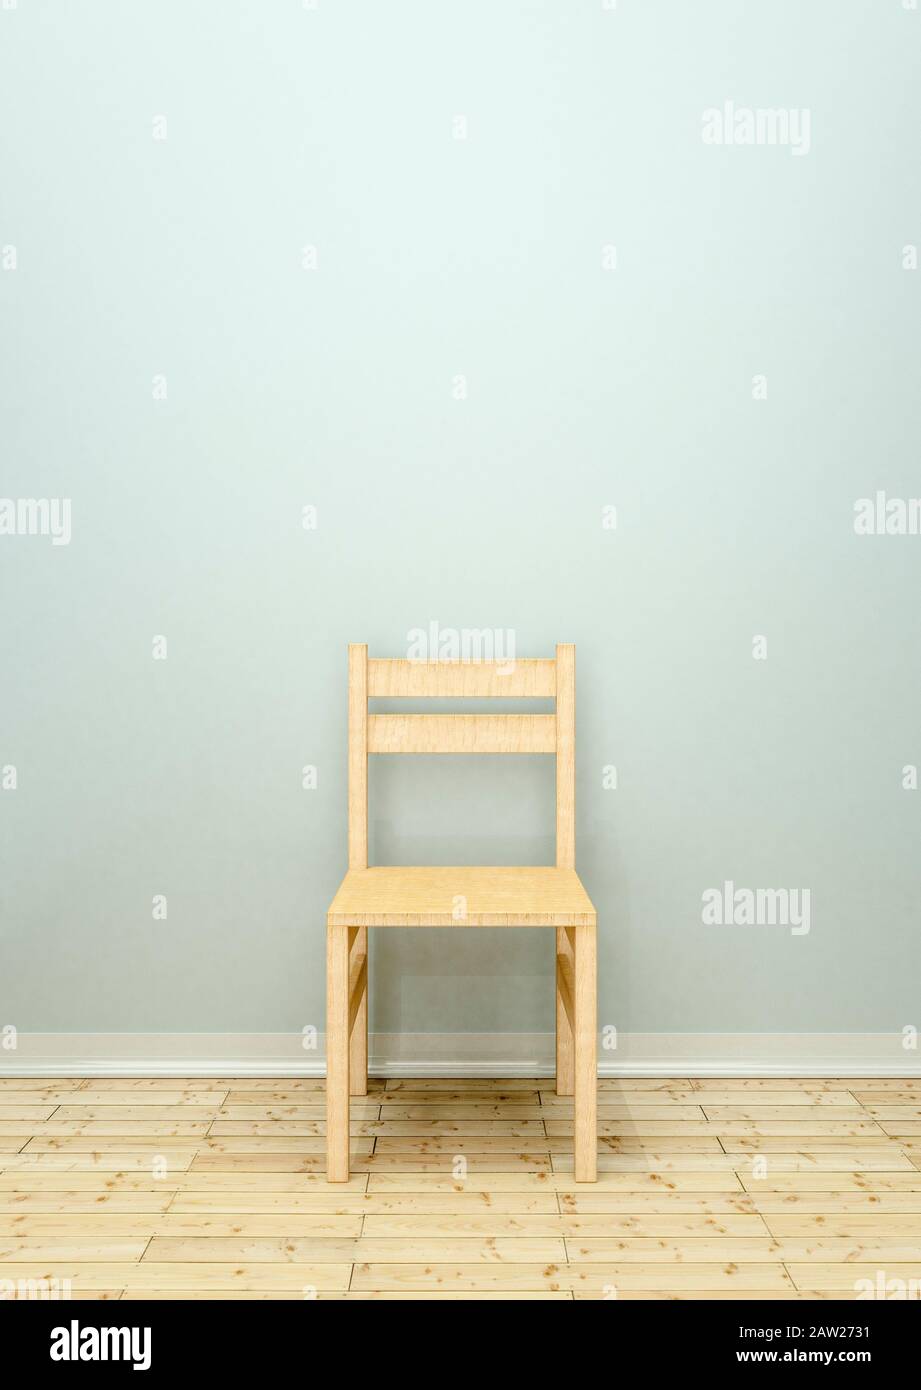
326,644,597,1182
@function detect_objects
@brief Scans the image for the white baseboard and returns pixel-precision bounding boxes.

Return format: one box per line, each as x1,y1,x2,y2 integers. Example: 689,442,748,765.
2,1033,919,1078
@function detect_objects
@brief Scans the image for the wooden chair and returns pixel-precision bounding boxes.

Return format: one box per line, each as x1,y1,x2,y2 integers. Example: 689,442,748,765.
326,644,597,1182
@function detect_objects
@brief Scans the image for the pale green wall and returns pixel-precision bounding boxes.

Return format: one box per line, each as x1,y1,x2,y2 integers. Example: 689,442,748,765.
1,1,919,1038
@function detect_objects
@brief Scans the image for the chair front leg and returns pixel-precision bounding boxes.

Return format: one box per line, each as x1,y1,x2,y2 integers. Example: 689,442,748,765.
326,923,351,1181
349,925,368,1097
573,922,597,1182
555,926,574,1096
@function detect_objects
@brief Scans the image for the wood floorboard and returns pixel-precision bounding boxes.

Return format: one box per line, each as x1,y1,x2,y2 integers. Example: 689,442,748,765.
0,1075,919,1299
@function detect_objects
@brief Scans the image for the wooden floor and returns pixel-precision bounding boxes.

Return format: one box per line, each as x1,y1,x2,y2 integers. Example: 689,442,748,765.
2,1076,921,1300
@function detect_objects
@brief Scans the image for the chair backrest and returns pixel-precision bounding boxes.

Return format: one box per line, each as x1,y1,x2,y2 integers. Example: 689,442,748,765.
347,644,576,870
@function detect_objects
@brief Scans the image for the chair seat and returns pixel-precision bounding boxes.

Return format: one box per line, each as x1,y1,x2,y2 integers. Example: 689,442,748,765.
327,866,596,927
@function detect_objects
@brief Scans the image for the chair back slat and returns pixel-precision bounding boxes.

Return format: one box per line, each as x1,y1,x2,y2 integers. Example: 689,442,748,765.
368,658,555,698
368,713,556,755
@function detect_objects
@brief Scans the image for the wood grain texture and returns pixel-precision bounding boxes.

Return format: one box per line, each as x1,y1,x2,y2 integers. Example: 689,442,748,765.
349,926,368,1098
327,866,596,927
347,644,368,869
573,923,597,1182
367,658,555,698
367,713,556,754
555,643,575,868
326,926,351,1182
5,1075,913,1296
555,926,574,1097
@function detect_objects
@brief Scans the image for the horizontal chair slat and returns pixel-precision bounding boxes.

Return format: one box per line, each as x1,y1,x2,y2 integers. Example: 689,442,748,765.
368,714,556,754
367,659,556,698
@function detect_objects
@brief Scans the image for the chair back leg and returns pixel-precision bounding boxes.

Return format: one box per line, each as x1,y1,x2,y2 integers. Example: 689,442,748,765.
555,926,574,1096
349,926,368,1096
